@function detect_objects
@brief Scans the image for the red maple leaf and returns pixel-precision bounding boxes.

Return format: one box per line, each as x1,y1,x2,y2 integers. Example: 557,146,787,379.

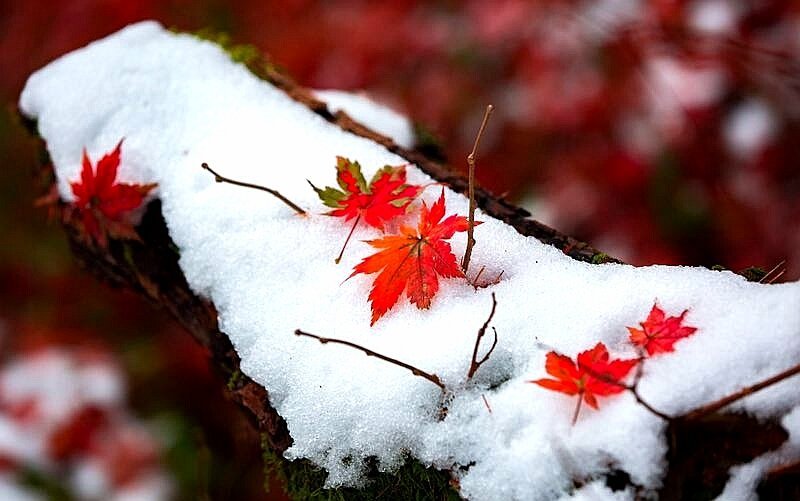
350,189,473,325
310,156,421,262
627,304,698,356
530,342,637,422
69,139,156,247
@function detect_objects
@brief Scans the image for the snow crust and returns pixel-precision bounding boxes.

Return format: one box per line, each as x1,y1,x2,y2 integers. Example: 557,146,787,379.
20,22,800,500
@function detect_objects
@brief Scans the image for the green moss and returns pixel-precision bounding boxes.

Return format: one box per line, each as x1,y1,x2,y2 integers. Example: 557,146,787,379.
226,369,241,391
187,28,288,84
738,266,766,283
591,252,612,264
262,434,460,501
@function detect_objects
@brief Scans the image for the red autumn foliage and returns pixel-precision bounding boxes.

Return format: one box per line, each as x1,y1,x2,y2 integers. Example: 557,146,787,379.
69,139,156,246
531,343,637,421
627,304,698,355
350,189,472,325
47,405,108,461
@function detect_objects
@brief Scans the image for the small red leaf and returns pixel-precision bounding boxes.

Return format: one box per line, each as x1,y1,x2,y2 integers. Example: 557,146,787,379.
628,304,698,355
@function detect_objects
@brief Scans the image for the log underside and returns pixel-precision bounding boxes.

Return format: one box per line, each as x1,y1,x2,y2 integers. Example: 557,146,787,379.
24,32,798,500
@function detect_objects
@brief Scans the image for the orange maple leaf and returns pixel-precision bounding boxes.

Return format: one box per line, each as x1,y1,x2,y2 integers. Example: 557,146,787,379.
350,189,473,325
627,304,698,356
69,140,156,247
530,343,637,422
310,156,421,262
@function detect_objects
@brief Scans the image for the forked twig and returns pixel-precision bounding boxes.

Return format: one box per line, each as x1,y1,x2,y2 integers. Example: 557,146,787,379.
467,293,499,380
294,329,445,390
681,361,800,422
461,104,494,274
201,162,306,215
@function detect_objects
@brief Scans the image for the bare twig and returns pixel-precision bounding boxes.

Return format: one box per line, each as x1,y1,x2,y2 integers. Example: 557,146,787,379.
294,329,445,390
461,104,494,274
471,266,486,290
201,162,306,215
467,293,499,380
481,394,493,414
575,357,674,422
760,259,786,284
681,361,800,422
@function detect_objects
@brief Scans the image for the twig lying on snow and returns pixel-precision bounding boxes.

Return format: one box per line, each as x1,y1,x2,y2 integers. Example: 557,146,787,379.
461,104,494,275
467,292,498,380
295,294,500,392
201,162,306,215
294,329,445,390
680,361,800,422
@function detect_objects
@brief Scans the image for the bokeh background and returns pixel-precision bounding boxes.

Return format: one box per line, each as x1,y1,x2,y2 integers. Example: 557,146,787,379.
1,1,798,499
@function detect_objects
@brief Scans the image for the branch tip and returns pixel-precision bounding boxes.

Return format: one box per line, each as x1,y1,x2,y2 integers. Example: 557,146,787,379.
200,161,306,215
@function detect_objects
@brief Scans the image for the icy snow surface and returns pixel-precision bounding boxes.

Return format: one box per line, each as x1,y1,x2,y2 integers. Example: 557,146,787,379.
20,22,800,500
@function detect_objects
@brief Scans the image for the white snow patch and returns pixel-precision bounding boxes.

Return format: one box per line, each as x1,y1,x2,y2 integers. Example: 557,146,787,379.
313,89,416,149
20,22,800,500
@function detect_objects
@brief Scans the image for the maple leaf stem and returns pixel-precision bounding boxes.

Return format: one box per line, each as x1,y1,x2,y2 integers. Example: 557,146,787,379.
572,392,584,425
335,214,361,264
467,293,499,380
201,162,306,215
294,329,446,390
681,361,800,422
461,104,494,274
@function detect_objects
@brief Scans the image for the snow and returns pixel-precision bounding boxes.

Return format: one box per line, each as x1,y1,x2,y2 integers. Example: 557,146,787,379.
312,89,416,149
19,22,800,500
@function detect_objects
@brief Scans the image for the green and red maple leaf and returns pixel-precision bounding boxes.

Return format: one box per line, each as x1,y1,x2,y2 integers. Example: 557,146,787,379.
310,156,421,262
69,140,156,247
350,189,474,325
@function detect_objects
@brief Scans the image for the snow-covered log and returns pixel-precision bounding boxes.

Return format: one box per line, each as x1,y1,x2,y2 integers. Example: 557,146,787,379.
20,23,800,500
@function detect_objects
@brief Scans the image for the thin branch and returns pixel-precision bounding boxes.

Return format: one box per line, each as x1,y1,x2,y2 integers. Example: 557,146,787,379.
201,162,306,215
461,104,494,274
467,293,499,380
294,329,445,390
760,259,786,284
471,266,486,290
575,355,674,422
481,394,493,414
681,361,800,422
